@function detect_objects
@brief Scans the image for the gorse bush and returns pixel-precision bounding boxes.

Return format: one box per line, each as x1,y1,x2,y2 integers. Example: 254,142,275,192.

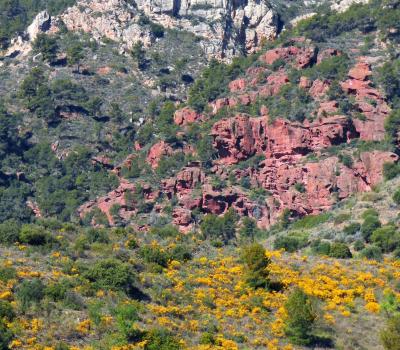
144,328,182,350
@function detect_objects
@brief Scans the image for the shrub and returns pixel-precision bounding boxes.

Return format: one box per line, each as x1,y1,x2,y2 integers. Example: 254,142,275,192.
169,245,192,262
361,208,379,219
393,188,400,205
150,225,180,238
0,320,13,350
0,301,14,321
144,328,182,350
45,279,73,302
328,243,352,259
380,314,400,350
361,215,381,242
200,209,238,243
114,303,143,342
16,279,45,311
139,245,169,268
239,217,258,240
84,258,135,292
291,213,330,230
0,219,20,244
86,228,110,244
343,222,361,235
334,213,351,225
241,243,271,289
33,33,59,64
0,267,16,282
383,162,400,181
274,232,309,253
284,287,317,346
311,240,331,256
360,245,383,261
371,225,400,253
353,239,365,251
19,224,51,245
294,182,306,193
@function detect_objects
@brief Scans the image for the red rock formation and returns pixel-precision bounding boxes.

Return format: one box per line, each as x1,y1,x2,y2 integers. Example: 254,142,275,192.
146,141,173,169
260,46,316,69
317,48,341,63
78,179,136,225
309,79,330,98
174,107,202,126
341,60,389,141
211,114,357,164
229,78,247,92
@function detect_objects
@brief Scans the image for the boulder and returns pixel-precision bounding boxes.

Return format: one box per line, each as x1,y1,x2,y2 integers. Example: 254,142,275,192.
146,141,173,169
174,107,202,126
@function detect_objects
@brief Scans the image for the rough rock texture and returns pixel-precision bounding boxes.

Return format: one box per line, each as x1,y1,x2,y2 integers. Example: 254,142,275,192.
146,141,174,169
341,60,389,141
57,0,277,60
5,11,51,57
174,107,202,126
211,114,357,165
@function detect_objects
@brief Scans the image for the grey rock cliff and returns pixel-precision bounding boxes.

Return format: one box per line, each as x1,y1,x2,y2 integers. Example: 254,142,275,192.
59,0,277,60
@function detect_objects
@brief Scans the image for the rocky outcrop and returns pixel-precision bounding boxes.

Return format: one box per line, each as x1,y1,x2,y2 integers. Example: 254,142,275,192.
146,141,174,169
56,0,277,60
174,107,202,126
211,114,357,165
4,11,52,58
341,60,389,141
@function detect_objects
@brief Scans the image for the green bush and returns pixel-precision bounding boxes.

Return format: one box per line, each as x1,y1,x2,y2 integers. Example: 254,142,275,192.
284,287,317,346
361,209,379,219
361,215,381,242
274,232,309,253
353,239,365,251
0,266,16,282
200,209,238,243
371,225,400,253
169,245,192,262
311,240,331,256
0,320,13,350
150,225,180,238
343,222,361,235
0,301,14,321
393,188,400,205
0,219,20,244
84,258,135,292
16,279,45,311
239,217,258,240
45,279,73,302
291,213,330,230
114,302,143,342
86,228,110,244
380,314,400,350
139,245,169,268
328,243,352,259
383,162,400,181
241,243,271,289
33,33,59,64
19,224,51,245
144,328,182,350
360,245,383,261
